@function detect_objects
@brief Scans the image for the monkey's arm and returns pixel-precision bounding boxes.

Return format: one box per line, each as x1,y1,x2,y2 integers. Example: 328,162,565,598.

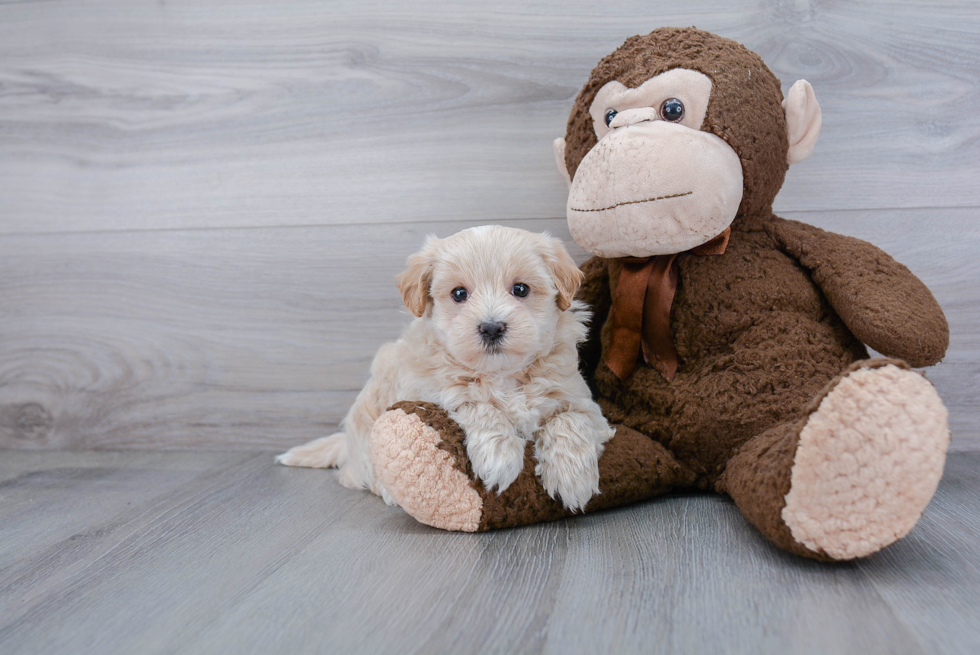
576,256,612,383
767,218,948,367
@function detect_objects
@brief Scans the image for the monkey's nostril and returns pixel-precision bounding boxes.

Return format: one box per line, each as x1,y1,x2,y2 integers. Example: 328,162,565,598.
479,321,507,342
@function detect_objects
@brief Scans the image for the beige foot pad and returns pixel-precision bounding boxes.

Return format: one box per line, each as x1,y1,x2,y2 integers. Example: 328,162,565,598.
370,408,484,532
783,364,949,560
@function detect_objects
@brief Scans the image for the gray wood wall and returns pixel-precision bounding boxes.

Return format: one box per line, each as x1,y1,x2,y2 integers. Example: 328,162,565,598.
1,0,977,451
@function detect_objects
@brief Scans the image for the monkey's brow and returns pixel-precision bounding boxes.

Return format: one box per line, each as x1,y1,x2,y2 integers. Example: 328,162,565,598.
570,191,693,213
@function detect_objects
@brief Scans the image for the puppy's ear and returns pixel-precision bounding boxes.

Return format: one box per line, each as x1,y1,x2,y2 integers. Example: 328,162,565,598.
397,236,439,317
541,234,584,311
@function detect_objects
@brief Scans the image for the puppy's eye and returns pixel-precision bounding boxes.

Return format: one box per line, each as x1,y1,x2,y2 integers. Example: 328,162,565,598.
604,109,618,127
512,283,529,298
660,98,684,122
451,287,468,303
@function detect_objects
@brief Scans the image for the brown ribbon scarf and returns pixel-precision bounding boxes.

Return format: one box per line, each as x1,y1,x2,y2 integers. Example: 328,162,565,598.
606,227,731,382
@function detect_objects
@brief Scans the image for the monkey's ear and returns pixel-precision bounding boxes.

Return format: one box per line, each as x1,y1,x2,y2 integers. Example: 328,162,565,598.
553,138,572,188
397,236,438,317
783,80,822,165
541,234,584,311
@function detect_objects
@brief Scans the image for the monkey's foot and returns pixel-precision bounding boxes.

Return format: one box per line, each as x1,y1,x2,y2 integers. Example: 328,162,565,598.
370,403,484,532
782,361,949,560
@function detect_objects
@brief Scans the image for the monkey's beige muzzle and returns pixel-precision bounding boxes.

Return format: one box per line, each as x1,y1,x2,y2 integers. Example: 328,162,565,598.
567,121,743,259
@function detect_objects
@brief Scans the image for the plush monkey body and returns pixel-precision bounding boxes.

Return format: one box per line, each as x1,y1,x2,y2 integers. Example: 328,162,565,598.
583,224,869,487
367,28,952,561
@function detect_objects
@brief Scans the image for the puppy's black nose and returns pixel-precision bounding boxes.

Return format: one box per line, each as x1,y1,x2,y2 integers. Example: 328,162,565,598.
479,321,507,342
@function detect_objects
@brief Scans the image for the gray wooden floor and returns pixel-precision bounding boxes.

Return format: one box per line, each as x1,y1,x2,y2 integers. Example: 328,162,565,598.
0,449,978,655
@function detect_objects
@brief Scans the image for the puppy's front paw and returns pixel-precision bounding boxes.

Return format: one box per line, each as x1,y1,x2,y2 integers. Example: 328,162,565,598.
536,452,600,513
465,430,525,493
535,412,605,512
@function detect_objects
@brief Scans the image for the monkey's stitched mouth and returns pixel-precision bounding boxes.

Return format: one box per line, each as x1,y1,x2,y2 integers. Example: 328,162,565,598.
570,191,693,213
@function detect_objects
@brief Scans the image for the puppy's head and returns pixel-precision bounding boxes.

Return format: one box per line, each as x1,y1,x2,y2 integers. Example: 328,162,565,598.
397,225,583,373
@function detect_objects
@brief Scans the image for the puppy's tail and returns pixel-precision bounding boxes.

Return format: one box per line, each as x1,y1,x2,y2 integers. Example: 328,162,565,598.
275,433,348,469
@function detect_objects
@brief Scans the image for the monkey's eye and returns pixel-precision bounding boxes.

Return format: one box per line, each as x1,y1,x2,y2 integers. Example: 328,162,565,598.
451,287,468,303
512,283,529,298
604,109,618,127
660,98,685,122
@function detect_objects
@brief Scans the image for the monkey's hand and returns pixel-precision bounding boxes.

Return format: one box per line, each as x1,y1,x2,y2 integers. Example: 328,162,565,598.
767,217,948,367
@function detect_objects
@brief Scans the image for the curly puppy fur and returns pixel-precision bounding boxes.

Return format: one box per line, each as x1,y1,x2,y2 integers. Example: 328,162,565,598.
277,225,614,512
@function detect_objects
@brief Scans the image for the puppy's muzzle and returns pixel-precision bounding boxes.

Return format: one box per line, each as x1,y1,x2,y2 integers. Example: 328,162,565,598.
479,321,507,347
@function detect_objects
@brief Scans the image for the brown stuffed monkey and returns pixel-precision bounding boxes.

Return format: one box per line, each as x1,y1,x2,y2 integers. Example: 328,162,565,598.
370,28,950,561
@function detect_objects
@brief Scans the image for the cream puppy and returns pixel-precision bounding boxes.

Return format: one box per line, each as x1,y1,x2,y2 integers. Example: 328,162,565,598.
277,225,614,511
